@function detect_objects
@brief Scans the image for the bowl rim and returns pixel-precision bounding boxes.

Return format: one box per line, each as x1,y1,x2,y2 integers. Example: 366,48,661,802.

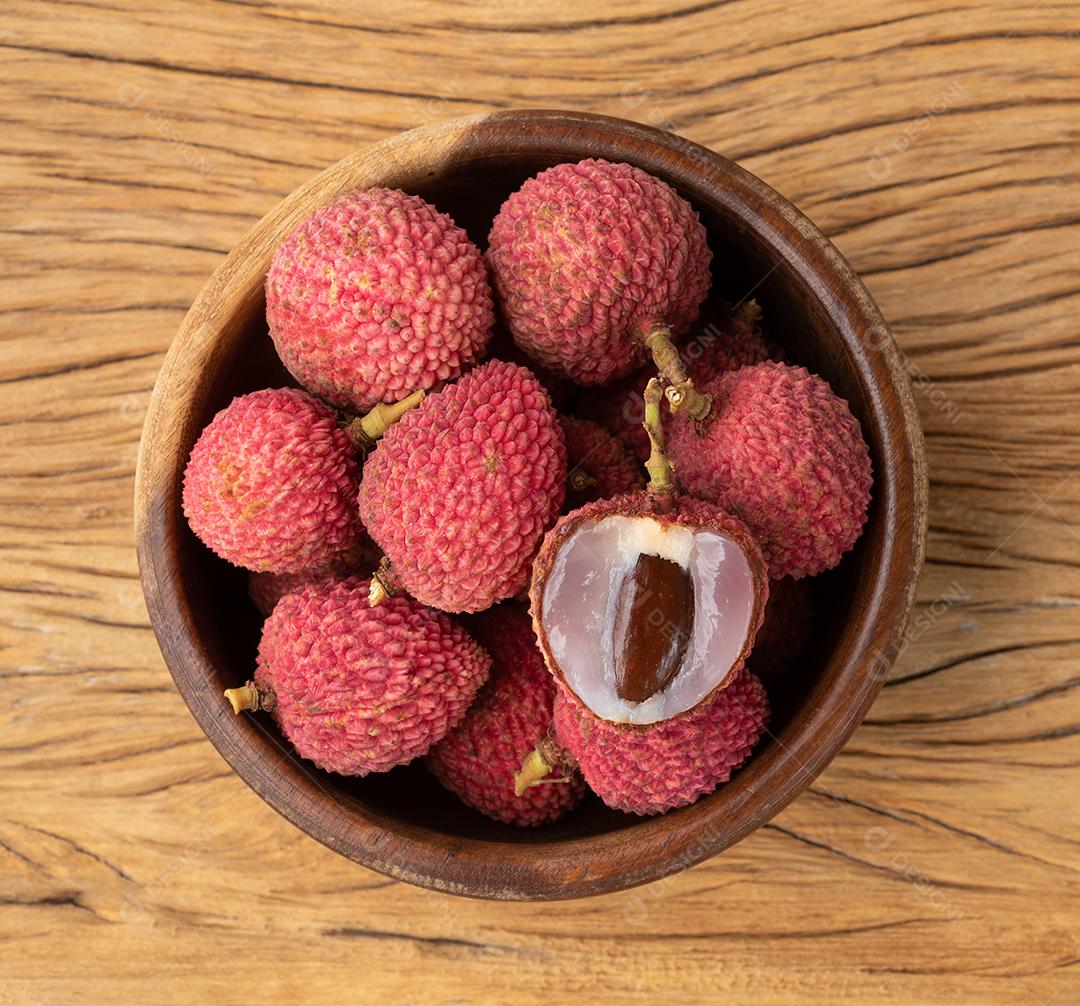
134,109,928,901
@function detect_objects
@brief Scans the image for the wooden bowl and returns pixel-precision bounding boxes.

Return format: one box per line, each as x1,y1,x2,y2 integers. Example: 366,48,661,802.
135,110,927,901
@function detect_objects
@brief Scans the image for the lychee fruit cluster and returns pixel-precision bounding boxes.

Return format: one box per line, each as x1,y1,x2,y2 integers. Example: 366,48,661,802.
175,164,873,830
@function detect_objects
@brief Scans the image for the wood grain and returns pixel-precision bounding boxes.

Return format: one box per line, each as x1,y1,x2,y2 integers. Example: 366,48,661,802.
2,0,1078,1001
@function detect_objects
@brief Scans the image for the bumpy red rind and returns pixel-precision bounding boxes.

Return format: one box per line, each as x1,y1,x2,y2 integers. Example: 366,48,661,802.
553,669,769,816
668,362,873,579
266,188,494,413
360,360,567,613
487,159,711,385
182,388,362,574
255,577,490,776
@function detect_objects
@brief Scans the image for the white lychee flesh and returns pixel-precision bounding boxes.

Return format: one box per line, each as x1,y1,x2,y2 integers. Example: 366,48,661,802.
539,515,757,724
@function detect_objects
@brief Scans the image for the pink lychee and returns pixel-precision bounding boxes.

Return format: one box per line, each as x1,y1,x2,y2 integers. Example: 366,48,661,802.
668,362,873,579
266,188,494,413
182,387,362,574
487,159,712,390
359,360,567,613
550,668,769,816
228,577,491,776
426,605,586,826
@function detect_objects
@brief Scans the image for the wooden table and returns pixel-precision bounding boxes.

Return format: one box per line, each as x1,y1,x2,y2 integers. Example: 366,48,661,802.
3,2,1078,1003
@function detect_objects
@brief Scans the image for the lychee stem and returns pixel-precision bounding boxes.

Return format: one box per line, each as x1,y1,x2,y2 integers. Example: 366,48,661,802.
640,324,712,420
224,680,270,714
345,389,426,452
643,378,675,496
368,556,400,607
514,748,554,796
568,469,599,493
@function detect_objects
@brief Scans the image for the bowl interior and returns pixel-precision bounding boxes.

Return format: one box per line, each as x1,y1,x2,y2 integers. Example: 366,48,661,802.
139,111,924,898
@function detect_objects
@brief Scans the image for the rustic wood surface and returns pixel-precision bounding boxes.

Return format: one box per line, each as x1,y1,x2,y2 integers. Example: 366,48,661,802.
2,0,1078,1003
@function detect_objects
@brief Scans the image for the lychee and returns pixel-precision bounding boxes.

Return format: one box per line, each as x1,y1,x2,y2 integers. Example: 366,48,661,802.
532,668,769,816
225,577,490,776
515,380,770,815
359,360,567,613
560,416,644,505
182,387,363,574
247,538,381,616
487,159,713,414
266,188,494,414
668,362,872,579
530,381,769,725
426,605,586,826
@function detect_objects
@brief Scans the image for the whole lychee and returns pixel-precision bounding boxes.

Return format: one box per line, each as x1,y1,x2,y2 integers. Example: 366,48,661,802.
182,388,362,574
668,362,873,579
247,538,381,616
359,360,567,613
266,188,494,413
487,159,712,411
560,416,644,505
540,668,769,816
225,577,491,776
426,605,586,826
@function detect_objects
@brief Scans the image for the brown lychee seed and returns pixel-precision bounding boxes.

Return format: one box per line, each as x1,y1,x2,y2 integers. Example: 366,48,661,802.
529,380,769,725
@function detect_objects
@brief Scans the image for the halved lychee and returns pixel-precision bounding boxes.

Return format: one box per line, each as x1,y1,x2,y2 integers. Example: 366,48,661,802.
530,492,769,726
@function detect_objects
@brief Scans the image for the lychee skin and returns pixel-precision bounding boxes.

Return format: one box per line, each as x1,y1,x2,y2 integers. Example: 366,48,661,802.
560,416,644,505
256,577,490,776
553,669,769,816
359,360,567,613
248,538,381,616
266,188,494,413
426,606,586,826
487,159,712,385
669,362,873,579
182,388,362,574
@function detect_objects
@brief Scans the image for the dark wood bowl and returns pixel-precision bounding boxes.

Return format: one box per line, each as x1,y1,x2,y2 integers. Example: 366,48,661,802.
134,110,927,901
